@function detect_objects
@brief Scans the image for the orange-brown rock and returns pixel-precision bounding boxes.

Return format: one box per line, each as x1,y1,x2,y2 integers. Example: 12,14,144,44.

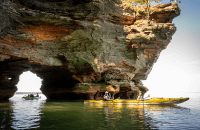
18,25,70,41
0,0,180,100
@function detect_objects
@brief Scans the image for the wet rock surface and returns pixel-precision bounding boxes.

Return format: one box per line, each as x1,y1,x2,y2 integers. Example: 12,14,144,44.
0,0,180,100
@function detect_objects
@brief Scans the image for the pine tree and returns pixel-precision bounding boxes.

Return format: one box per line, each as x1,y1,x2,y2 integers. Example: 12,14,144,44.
128,0,162,24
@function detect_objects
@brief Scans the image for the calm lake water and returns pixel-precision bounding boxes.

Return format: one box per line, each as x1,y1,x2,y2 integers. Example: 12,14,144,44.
0,93,200,130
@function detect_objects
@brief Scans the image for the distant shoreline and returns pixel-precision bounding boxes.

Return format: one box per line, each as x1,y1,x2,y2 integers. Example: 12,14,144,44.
15,92,42,94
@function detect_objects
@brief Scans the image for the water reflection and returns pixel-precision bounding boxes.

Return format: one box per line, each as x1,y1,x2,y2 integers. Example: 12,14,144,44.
85,103,190,130
84,103,154,129
0,94,46,129
0,102,12,129
0,96,193,130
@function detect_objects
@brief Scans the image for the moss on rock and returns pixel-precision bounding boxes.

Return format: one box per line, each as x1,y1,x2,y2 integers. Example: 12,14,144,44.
74,83,91,92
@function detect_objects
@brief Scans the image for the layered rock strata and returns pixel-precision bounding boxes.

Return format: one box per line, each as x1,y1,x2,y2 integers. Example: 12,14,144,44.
0,0,180,100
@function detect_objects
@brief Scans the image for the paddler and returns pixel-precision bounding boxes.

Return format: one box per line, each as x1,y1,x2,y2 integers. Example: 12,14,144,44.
103,91,113,101
137,91,142,100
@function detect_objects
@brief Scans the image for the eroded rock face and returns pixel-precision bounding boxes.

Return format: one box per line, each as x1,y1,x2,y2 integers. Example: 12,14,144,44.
0,0,180,100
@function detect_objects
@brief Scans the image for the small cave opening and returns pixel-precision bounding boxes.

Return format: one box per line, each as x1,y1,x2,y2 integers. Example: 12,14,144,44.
14,71,46,99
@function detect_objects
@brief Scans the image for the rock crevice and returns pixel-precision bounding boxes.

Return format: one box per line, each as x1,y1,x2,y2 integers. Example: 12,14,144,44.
0,0,180,100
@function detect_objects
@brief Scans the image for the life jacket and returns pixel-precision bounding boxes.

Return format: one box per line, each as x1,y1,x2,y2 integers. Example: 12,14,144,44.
103,95,110,100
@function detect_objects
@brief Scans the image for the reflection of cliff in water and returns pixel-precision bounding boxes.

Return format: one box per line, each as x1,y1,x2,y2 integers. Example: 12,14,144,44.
0,101,13,130
87,103,158,129
86,103,190,129
0,99,191,129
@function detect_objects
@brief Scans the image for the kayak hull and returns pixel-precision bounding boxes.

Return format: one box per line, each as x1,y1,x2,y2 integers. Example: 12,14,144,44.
84,97,189,105
22,96,41,100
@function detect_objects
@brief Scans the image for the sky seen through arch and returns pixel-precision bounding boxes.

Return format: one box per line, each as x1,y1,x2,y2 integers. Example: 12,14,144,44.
16,71,42,92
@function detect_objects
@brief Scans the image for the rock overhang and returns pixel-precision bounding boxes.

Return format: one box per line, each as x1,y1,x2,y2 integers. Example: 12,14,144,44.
0,0,180,100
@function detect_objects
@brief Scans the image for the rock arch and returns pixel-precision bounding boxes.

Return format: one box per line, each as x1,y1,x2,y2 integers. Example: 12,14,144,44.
0,0,180,100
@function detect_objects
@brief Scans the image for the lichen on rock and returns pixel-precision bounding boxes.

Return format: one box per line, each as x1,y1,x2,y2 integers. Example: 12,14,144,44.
0,0,180,100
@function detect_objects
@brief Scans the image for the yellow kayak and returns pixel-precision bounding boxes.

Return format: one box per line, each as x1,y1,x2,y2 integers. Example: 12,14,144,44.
84,97,189,105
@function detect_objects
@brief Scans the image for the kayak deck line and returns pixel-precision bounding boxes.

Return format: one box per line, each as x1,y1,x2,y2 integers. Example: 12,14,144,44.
84,97,189,105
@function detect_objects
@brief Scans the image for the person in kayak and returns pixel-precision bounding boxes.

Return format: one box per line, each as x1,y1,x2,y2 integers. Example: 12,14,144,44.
137,91,142,100
103,91,113,101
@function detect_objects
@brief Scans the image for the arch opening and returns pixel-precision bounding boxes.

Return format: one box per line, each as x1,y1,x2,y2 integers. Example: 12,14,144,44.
15,71,45,96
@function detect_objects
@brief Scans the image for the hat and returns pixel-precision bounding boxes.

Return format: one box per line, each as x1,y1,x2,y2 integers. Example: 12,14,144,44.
105,91,109,93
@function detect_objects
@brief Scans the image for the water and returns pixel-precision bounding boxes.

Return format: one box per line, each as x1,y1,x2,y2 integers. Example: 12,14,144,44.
0,93,200,130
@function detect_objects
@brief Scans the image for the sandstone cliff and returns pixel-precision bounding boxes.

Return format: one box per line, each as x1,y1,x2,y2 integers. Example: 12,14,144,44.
0,0,180,100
